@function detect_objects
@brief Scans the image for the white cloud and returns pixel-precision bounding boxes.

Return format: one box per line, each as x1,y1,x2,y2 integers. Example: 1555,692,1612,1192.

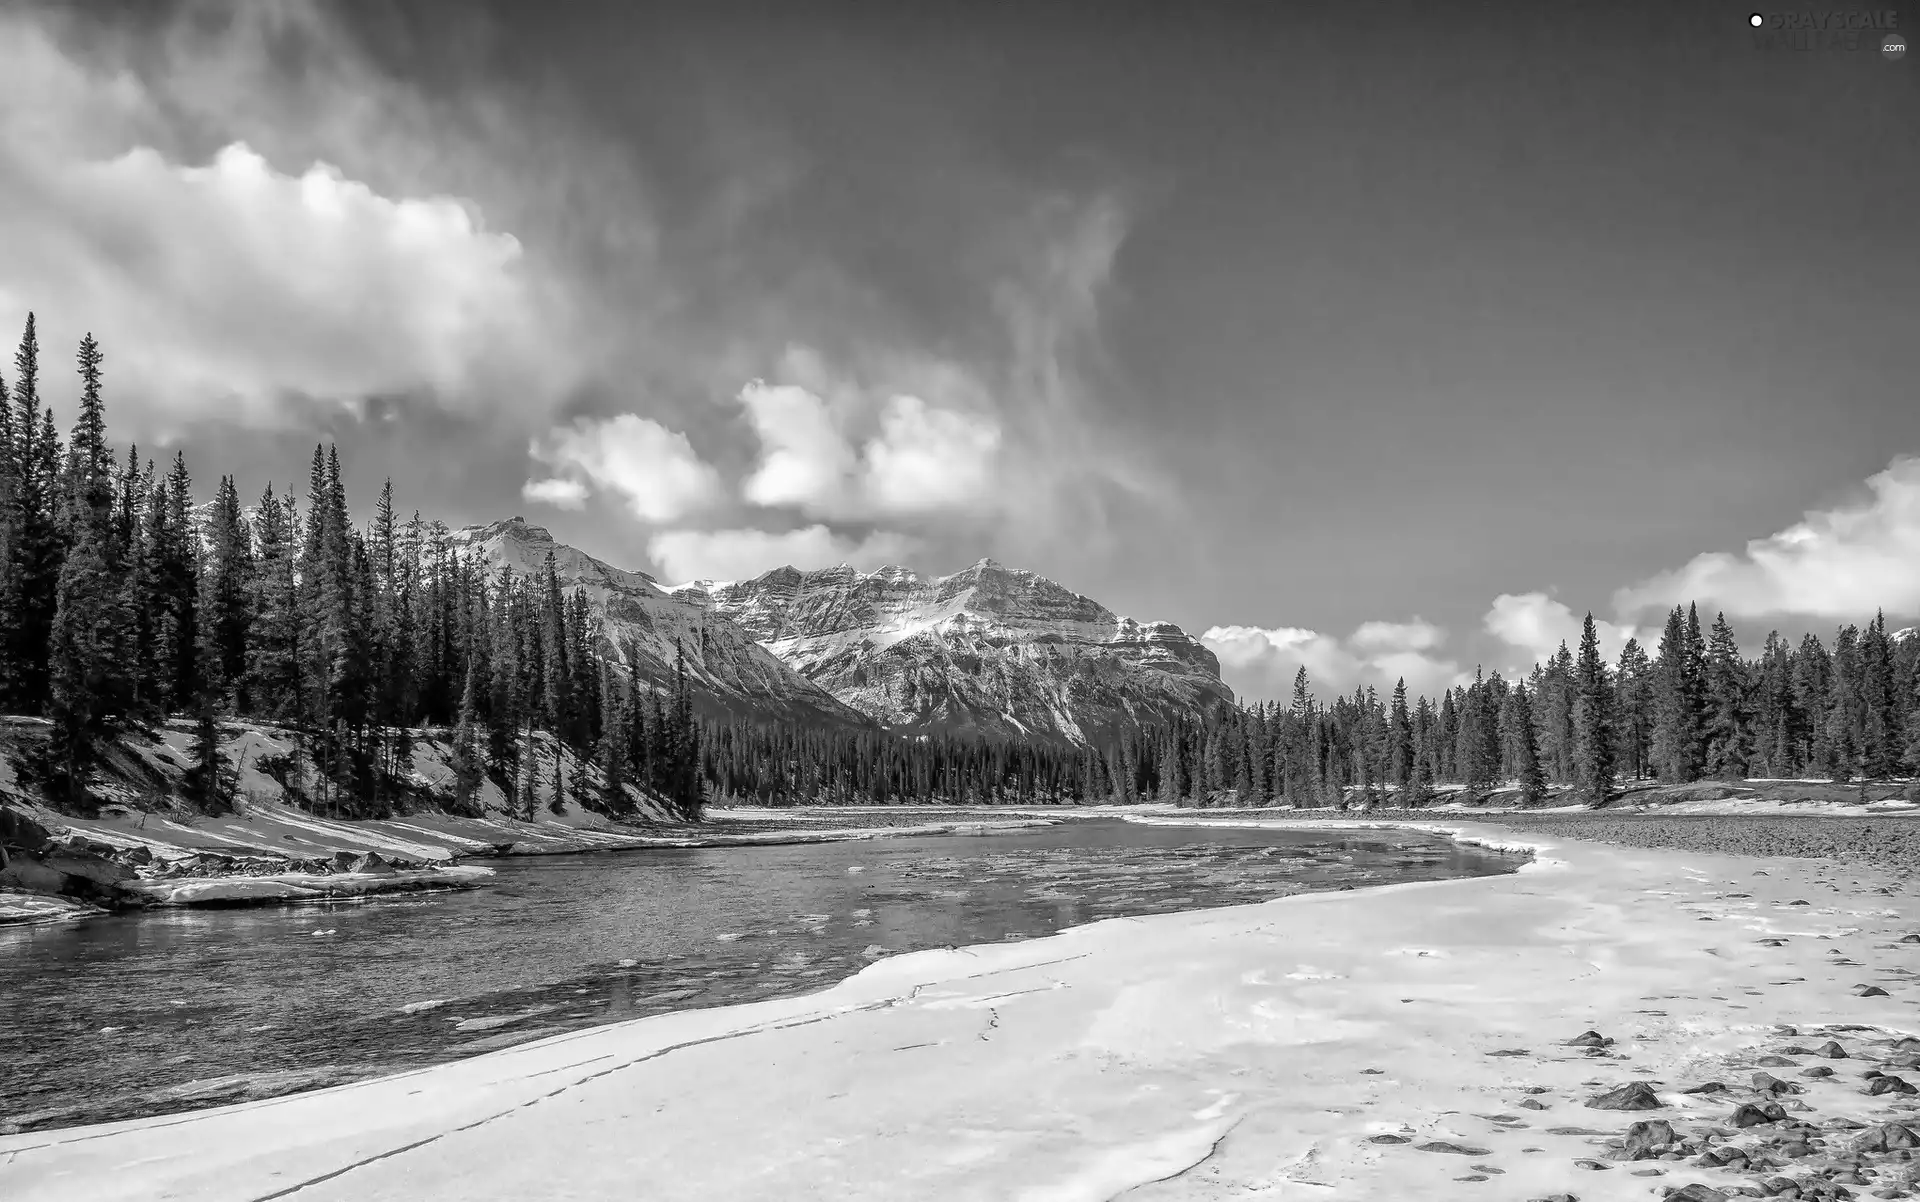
1483,592,1636,665
520,477,588,510
1613,454,1920,621
863,395,1002,516
734,380,1002,523
1202,621,1461,703
0,14,563,432
526,414,724,524
648,525,918,585
736,382,860,512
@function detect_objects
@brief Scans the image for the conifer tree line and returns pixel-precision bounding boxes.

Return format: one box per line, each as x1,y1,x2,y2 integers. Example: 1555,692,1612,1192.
0,316,704,819
7,317,1920,816
1156,606,1920,810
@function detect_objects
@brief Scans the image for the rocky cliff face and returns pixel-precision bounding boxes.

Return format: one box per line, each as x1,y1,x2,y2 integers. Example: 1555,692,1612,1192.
670,558,1233,744
448,520,872,729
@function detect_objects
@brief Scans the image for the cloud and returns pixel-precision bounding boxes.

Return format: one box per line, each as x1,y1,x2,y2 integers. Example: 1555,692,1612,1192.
526,414,724,523
648,525,919,584
1613,454,1920,621
1350,619,1446,653
1483,592,1636,665
520,476,588,510
734,379,1002,523
0,8,570,435
1202,620,1462,703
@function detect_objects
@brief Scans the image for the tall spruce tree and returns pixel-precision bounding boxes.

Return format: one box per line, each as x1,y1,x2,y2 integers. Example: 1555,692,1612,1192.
1701,612,1751,780
1571,613,1615,805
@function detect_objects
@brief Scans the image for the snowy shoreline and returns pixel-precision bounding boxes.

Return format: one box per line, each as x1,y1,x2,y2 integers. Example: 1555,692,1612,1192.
5,816,1916,1201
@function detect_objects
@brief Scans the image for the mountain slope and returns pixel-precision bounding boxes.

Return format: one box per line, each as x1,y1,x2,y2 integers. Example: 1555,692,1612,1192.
448,520,873,729
670,559,1233,743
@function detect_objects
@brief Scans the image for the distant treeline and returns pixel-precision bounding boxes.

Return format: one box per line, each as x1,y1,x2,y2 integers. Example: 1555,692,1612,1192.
1117,606,1920,810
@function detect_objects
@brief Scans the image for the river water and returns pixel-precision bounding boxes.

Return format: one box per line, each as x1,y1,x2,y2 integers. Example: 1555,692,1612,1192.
0,818,1520,1132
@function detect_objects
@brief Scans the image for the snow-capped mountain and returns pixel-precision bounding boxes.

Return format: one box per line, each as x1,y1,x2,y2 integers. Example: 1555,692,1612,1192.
448,519,873,729
670,558,1233,743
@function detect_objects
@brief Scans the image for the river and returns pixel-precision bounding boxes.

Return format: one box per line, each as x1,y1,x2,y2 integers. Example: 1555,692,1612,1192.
0,817,1521,1132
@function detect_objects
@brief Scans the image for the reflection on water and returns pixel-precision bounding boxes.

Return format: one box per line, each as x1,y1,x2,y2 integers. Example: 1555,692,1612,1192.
0,818,1519,1131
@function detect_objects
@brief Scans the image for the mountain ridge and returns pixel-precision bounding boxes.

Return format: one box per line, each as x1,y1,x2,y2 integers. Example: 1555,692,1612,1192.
668,556,1233,744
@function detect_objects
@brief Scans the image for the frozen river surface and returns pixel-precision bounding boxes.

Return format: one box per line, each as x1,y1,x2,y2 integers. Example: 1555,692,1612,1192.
0,817,1520,1132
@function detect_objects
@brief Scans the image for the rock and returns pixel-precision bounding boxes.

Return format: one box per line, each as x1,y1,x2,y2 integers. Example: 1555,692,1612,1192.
1683,1082,1730,1095
1573,1158,1611,1170
1855,985,1893,998
1896,1039,1920,1054
1755,1072,1808,1095
1366,1134,1409,1144
1901,934,1920,944
1803,1067,1837,1078
347,852,396,876
120,844,153,866
1568,1031,1615,1048
1662,1184,1730,1201
330,850,357,871
1521,1098,1551,1110
1623,1120,1680,1160
1589,1082,1664,1111
1821,1042,1851,1059
1731,1102,1790,1127
1853,1124,1920,1154
1416,1141,1492,1155
0,807,55,855
1760,1056,1801,1067
1867,1076,1918,1097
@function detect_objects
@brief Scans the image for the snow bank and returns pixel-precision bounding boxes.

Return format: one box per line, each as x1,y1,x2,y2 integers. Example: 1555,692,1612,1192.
4,822,1917,1202
0,889,105,926
121,865,494,908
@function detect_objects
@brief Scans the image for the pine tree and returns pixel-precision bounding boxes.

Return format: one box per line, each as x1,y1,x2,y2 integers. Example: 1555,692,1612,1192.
45,515,128,801
1701,612,1751,780
182,695,234,814
1651,607,1703,782
1505,683,1547,806
1387,678,1411,787
7,314,63,713
450,656,485,815
1612,637,1652,781
1571,613,1615,805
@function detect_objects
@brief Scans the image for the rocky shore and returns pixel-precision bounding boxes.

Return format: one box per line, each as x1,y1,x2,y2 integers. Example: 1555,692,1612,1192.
0,807,487,923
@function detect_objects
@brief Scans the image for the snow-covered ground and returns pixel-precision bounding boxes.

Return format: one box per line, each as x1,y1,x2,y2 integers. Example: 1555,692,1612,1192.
3,819,1917,1201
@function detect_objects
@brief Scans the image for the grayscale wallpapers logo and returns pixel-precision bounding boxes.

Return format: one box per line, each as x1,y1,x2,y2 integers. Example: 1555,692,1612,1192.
1746,9,1905,54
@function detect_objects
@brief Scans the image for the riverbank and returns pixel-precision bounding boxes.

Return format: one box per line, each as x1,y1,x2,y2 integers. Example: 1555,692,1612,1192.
4,817,1915,1201
0,801,1073,924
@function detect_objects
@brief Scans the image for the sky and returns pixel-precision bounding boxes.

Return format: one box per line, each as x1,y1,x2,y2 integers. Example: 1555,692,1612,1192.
0,0,1915,704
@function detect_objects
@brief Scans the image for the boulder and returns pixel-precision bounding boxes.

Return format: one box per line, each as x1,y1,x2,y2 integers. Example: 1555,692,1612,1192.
1729,1102,1788,1127
1852,984,1891,998
0,806,54,855
347,852,396,876
0,845,138,906
1622,1120,1679,1160
1851,1123,1920,1154
120,844,153,866
1752,1072,1805,1095
1866,1075,1917,1097
1818,1040,1849,1059
1567,1031,1614,1048
1588,1082,1663,1111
